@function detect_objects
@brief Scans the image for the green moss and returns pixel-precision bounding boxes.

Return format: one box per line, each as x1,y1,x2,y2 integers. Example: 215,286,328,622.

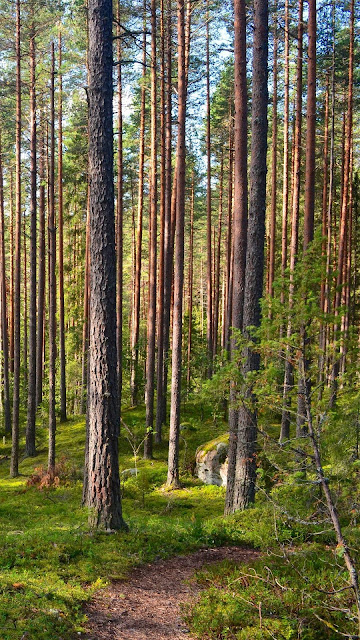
196,433,229,460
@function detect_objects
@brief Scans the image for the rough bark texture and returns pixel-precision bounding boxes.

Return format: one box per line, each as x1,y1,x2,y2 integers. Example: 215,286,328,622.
205,0,213,376
167,0,186,488
86,0,125,530
231,0,268,512
225,0,248,515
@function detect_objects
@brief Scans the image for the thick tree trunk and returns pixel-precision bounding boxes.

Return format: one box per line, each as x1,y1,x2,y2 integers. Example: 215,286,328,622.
224,0,248,514
167,0,186,488
86,0,126,530
230,0,268,512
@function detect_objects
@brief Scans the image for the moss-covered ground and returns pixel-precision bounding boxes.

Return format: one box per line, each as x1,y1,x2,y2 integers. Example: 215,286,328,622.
0,404,249,640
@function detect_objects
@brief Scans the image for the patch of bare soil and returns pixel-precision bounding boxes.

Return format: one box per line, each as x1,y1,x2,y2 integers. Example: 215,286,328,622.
80,546,259,640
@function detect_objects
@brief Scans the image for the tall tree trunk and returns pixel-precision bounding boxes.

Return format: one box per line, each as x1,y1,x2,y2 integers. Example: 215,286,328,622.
155,0,166,444
81,193,90,415
157,0,173,431
229,0,268,512
223,99,233,354
116,3,123,417
331,0,353,396
224,0,248,514
26,21,37,455
267,1,277,300
58,31,67,422
205,0,213,376
10,0,21,478
36,121,46,408
187,170,194,392
144,0,157,459
280,0,289,307
167,0,186,488
213,151,223,358
130,3,146,407
280,0,303,441
48,44,56,475
296,0,316,433
9,170,14,374
86,0,126,530
0,134,11,435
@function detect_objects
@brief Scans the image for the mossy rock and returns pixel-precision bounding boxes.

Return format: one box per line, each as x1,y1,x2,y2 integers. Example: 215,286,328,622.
195,434,229,487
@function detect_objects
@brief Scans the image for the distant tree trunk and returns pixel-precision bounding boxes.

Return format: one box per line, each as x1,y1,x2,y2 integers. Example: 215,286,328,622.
130,3,146,406
224,0,248,514
0,135,11,436
157,0,172,431
187,170,194,392
167,0,186,488
296,0,316,433
26,21,37,455
86,0,126,530
280,0,303,441
205,0,213,376
331,0,353,396
116,3,123,417
228,0,268,512
36,122,46,409
223,98,233,354
58,31,67,423
155,0,166,444
280,0,289,306
9,171,14,374
23,216,28,390
267,1,277,300
48,44,57,475
144,0,157,459
81,193,90,415
213,151,223,358
10,0,21,478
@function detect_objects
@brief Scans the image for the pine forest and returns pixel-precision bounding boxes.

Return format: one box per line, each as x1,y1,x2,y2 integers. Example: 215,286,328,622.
0,0,359,637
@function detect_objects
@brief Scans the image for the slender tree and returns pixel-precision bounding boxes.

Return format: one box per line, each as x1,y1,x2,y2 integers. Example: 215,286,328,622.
144,0,157,459
58,30,67,422
26,19,37,455
10,0,22,478
167,0,186,488
48,44,56,475
0,133,11,436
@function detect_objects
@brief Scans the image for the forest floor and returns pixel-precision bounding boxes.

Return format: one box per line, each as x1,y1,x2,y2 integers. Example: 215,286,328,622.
82,546,259,640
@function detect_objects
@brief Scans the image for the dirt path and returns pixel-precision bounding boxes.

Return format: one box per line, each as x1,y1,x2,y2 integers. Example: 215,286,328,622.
81,546,259,640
